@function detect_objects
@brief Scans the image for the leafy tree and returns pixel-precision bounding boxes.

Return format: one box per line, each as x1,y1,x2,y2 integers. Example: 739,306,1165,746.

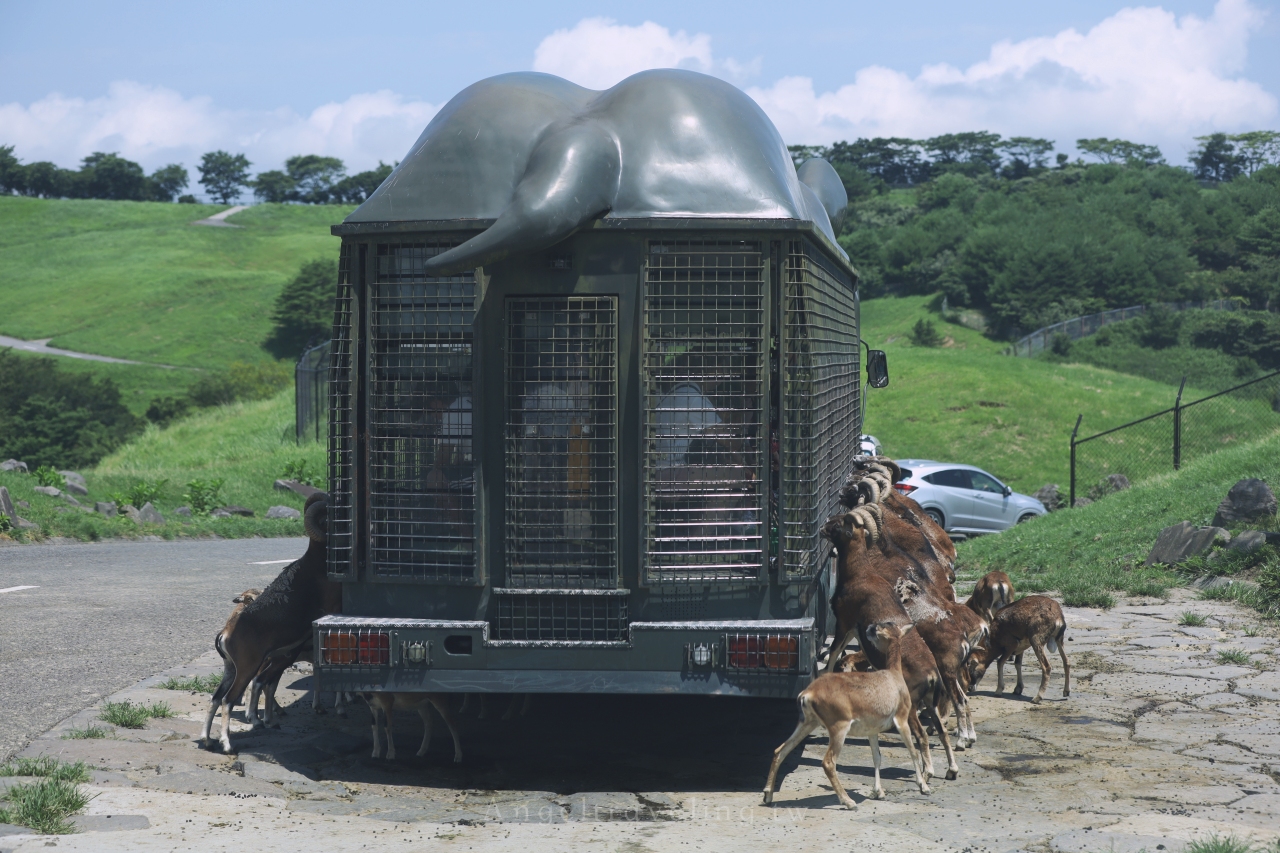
332,161,394,203
924,132,1003,176
0,350,142,469
284,154,346,204
21,161,74,198
1000,137,1055,178
1231,131,1280,175
77,152,148,200
1190,134,1242,182
264,258,338,358
147,164,189,202
253,170,296,203
1077,138,1163,166
0,145,22,194
198,151,251,203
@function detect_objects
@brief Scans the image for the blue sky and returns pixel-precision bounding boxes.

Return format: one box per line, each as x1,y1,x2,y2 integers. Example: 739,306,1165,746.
2,0,1277,179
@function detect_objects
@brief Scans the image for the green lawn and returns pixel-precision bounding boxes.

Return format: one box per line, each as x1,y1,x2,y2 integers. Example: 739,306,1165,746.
0,389,323,542
0,197,351,369
956,428,1280,612
860,295,1280,492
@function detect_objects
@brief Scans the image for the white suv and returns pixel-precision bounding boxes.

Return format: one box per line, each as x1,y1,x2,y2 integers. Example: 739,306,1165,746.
894,459,1046,536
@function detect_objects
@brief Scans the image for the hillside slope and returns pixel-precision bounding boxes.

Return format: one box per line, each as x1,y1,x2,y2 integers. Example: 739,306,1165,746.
956,427,1280,610
0,197,351,368
861,296,1278,491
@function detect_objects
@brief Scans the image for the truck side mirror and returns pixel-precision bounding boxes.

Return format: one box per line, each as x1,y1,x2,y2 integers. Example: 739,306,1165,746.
866,349,889,389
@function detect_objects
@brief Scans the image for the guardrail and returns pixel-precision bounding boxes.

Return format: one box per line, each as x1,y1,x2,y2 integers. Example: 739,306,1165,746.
1008,300,1239,357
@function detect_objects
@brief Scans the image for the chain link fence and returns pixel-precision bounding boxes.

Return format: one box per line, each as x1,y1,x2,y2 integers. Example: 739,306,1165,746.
1070,370,1280,505
295,340,330,443
1009,300,1238,357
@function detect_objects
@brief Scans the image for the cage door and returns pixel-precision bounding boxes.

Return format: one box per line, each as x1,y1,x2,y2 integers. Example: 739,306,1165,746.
505,296,619,588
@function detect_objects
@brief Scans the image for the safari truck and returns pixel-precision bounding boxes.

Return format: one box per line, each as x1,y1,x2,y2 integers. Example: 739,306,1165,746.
313,69,888,699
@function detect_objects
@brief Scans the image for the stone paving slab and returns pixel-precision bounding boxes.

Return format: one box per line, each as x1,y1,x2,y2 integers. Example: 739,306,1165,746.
3,587,1278,852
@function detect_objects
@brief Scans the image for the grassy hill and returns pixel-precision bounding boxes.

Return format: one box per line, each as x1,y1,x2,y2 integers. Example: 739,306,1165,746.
956,428,1280,615
0,196,351,369
861,296,1279,492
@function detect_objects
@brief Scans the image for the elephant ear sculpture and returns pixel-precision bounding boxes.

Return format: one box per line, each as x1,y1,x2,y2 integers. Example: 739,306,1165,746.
346,69,849,276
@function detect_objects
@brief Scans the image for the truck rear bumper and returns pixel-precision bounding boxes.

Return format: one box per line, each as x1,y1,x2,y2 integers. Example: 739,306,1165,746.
312,615,815,699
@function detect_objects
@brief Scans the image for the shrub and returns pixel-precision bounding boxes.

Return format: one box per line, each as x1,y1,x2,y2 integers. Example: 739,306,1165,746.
0,778,89,834
99,700,172,728
160,674,221,692
109,479,167,510
183,478,225,515
1049,332,1072,356
33,466,65,489
187,361,291,409
910,318,943,347
145,395,190,427
280,458,318,487
264,258,338,359
0,757,90,783
0,350,142,469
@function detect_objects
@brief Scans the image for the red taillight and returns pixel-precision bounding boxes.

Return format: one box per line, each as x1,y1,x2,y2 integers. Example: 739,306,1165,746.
321,630,389,666
726,634,799,671
893,483,917,495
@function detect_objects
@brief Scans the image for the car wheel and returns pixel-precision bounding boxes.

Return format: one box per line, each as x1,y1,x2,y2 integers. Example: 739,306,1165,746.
925,508,945,529
1017,513,1036,525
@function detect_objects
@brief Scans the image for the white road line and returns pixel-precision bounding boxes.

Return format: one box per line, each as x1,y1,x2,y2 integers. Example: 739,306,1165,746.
0,585,38,594
251,560,293,565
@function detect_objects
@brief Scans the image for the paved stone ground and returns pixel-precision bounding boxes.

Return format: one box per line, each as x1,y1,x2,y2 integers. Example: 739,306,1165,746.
3,588,1279,852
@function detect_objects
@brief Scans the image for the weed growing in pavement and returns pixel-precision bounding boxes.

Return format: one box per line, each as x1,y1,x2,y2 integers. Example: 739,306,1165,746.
160,674,221,692
0,778,90,834
60,726,111,740
1217,649,1252,666
1186,834,1260,853
1243,624,1261,637
99,700,173,728
0,758,89,783
1179,611,1208,626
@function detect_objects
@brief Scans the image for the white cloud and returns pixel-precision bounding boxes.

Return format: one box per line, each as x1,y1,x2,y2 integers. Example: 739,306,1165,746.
0,81,438,185
532,17,716,90
746,0,1275,159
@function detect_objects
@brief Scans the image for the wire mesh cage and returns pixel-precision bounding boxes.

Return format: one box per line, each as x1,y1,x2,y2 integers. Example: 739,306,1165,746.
326,245,356,581
780,240,860,582
642,239,766,584
365,241,479,583
505,295,619,588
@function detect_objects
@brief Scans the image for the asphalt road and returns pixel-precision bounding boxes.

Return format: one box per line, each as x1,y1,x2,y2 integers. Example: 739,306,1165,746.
0,537,307,761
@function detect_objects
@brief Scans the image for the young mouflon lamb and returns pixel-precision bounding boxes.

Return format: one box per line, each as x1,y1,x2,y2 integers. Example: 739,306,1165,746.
966,595,1069,704
764,622,930,809
363,692,463,763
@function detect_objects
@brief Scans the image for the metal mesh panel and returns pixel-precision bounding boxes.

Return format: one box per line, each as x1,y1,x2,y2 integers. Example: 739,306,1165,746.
367,241,478,583
642,240,765,583
491,591,629,642
327,244,355,580
505,296,618,588
781,240,861,581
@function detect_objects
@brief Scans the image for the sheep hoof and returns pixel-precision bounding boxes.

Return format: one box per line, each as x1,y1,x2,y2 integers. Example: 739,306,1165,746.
1032,696,1043,705
762,791,773,806
946,769,958,781
919,784,932,795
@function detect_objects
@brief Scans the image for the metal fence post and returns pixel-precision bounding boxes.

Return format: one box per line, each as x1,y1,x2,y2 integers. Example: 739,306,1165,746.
1070,413,1082,508
1173,376,1186,470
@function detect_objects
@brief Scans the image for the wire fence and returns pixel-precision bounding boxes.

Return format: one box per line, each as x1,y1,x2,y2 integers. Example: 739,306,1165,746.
295,340,331,443
1070,369,1280,506
1008,300,1239,357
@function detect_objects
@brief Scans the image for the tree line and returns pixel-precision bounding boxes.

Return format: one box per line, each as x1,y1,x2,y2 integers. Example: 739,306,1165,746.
824,131,1280,338
0,146,394,205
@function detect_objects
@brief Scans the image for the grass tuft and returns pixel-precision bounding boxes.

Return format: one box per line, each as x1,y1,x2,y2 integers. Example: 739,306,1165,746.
0,778,90,834
1186,834,1259,853
1179,611,1208,626
1217,648,1252,665
99,700,173,729
0,758,90,783
1061,587,1116,609
60,725,111,740
1243,624,1261,637
159,674,222,693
